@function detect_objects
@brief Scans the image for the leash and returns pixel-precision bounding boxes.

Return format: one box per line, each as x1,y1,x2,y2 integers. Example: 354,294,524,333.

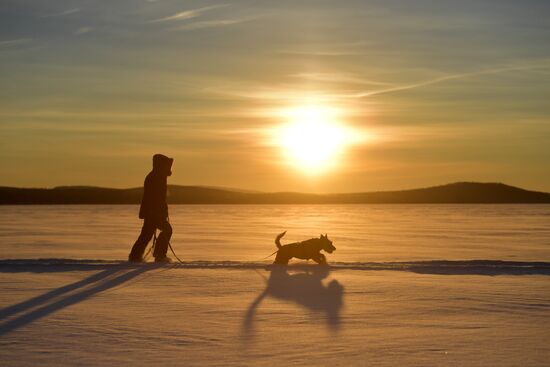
142,224,183,264
143,231,157,261
144,216,273,264
166,216,184,263
257,249,278,261
168,241,184,263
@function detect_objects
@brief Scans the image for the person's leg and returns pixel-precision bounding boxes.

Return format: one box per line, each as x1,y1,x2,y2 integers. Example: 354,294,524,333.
153,220,172,260
129,220,156,261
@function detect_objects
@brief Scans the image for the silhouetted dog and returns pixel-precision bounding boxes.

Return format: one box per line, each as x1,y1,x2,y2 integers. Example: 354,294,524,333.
273,231,336,265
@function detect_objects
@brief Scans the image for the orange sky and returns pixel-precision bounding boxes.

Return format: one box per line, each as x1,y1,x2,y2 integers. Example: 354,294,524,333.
1,1,549,192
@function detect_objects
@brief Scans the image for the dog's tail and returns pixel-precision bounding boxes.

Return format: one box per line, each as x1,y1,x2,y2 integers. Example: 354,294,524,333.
275,231,287,248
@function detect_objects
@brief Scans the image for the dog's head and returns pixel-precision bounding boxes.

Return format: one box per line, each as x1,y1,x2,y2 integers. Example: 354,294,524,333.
319,234,336,253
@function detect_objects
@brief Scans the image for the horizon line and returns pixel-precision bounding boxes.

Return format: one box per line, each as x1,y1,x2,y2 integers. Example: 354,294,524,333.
1,181,549,196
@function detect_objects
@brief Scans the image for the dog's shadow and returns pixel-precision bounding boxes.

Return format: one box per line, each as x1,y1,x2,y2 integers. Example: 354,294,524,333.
243,266,344,338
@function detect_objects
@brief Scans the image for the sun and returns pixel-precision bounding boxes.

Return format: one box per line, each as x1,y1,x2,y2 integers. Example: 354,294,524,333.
274,105,354,174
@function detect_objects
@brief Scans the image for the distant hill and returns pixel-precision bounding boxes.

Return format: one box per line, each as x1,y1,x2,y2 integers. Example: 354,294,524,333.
1,182,549,204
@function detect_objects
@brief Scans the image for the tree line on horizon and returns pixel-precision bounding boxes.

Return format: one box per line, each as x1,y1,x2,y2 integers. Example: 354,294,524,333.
1,182,549,204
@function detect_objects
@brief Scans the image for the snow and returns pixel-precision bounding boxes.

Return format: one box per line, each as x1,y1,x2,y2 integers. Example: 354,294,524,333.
1,205,549,366
1,261,549,366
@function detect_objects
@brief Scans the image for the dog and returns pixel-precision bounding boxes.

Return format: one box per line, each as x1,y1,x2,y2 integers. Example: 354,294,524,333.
273,231,336,265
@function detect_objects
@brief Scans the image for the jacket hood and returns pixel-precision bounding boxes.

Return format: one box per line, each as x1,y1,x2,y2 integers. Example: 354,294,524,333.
152,154,173,176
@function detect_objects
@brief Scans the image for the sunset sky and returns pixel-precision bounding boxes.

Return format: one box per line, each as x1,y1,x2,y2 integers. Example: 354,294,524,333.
1,0,549,193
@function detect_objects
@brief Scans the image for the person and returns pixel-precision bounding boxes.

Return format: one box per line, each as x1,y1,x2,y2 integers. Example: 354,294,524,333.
128,154,174,263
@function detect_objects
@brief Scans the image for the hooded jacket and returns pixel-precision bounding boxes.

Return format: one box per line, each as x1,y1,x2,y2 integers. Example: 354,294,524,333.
139,154,173,222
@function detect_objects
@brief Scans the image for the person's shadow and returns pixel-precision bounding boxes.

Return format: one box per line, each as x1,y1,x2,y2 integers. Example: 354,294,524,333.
243,266,344,339
0,264,153,336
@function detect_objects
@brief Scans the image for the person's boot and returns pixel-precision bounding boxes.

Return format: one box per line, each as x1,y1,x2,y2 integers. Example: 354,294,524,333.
154,256,172,263
153,234,170,262
129,240,148,263
128,254,144,263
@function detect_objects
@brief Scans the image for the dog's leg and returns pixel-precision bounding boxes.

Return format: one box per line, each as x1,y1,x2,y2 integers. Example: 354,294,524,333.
273,251,290,265
312,253,327,265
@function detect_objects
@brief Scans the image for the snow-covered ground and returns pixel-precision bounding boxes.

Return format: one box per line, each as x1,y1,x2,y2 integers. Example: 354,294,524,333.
1,205,549,365
1,261,549,366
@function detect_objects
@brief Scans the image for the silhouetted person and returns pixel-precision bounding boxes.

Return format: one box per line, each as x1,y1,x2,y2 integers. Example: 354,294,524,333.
129,154,174,263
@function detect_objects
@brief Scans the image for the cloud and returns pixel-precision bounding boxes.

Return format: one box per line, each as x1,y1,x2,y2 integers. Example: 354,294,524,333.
353,62,550,98
275,41,370,56
196,60,550,108
149,4,229,23
75,27,93,35
172,17,251,31
0,38,33,48
42,8,80,18
289,72,393,86
275,49,362,56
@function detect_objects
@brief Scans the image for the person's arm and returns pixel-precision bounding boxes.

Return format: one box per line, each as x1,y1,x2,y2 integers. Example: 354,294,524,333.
147,175,168,220
139,175,152,219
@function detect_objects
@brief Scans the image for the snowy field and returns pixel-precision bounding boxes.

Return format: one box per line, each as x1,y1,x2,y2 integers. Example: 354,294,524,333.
1,205,549,366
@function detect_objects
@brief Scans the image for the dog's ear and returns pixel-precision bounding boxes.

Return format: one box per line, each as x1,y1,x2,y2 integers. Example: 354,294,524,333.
320,234,323,238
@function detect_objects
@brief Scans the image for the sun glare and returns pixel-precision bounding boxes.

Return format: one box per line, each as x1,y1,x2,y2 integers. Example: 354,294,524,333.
275,105,355,174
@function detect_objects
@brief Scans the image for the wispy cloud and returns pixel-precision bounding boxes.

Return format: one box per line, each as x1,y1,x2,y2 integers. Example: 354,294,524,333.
275,41,370,56
275,49,362,56
42,8,80,18
199,61,550,106
290,72,393,86
172,17,252,31
149,4,229,23
353,62,550,98
0,38,33,48
75,27,93,35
